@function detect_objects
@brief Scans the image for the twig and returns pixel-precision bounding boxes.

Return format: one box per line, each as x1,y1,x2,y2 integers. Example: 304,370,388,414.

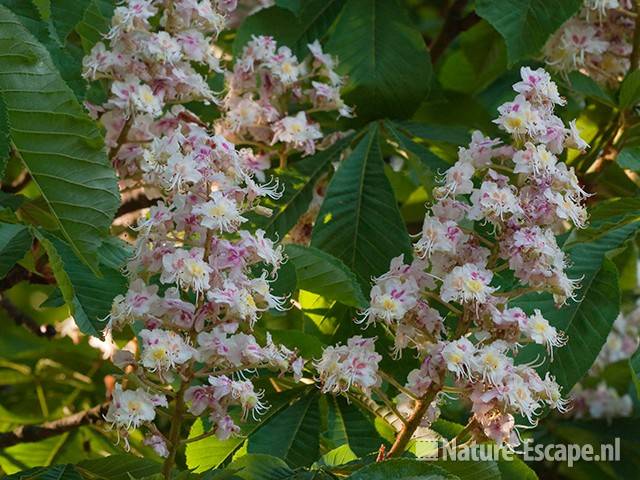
429,0,480,63
0,403,109,448
0,295,56,339
0,264,53,291
385,371,444,458
373,388,408,427
0,170,30,193
116,191,160,218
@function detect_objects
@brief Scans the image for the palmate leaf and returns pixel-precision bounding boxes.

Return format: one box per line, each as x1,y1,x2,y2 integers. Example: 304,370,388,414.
252,134,354,241
186,386,307,472
311,123,412,289
514,199,640,390
49,0,92,43
476,0,583,65
349,459,457,480
630,346,640,397
224,455,299,480
247,390,321,467
35,230,128,337
0,0,87,100
285,244,367,308
323,396,388,457
74,0,114,52
0,94,8,177
325,0,432,121
3,464,84,480
233,1,345,58
0,222,32,279
384,120,450,173
76,455,162,480
0,5,119,272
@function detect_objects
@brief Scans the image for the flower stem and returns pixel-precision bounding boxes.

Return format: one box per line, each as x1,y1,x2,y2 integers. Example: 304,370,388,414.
162,380,187,479
385,377,443,459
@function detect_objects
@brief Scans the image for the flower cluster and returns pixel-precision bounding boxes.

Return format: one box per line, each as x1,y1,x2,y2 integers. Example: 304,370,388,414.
86,0,305,454
220,35,353,159
314,67,589,449
570,382,633,422
564,303,640,421
544,1,634,85
313,336,382,395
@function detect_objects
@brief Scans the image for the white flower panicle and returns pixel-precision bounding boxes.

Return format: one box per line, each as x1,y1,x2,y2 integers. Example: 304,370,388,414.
565,303,640,421
544,0,634,85
86,0,311,448
314,67,588,449
221,36,352,158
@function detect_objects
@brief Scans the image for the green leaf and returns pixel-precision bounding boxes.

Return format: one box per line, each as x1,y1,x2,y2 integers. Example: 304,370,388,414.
0,94,9,178
225,454,297,480
394,121,470,146
247,390,321,467
323,396,387,456
617,145,640,172
438,22,507,95
275,0,302,15
0,434,72,474
384,120,450,173
254,134,354,240
567,71,616,107
348,459,458,480
49,0,91,42
435,455,501,480
35,230,127,337
77,455,162,480
0,222,31,278
476,0,582,65
4,464,84,480
620,70,640,108
311,124,412,287
285,244,367,308
233,2,345,58
325,0,432,121
317,444,358,467
0,0,87,100
74,0,114,52
0,5,119,272
497,455,539,480
268,329,326,358
186,386,306,472
515,199,640,390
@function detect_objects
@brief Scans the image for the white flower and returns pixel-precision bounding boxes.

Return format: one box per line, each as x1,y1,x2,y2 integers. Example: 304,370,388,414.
161,248,213,294
105,384,160,430
469,180,523,222
314,336,382,394
193,191,247,232
362,277,419,325
131,84,163,117
440,263,496,305
522,310,566,356
271,112,322,155
442,337,477,378
139,329,195,372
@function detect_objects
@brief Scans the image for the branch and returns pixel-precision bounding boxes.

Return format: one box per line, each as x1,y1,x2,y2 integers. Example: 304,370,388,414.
116,190,159,218
0,264,53,291
429,0,480,63
0,295,56,339
385,379,443,458
0,403,109,448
